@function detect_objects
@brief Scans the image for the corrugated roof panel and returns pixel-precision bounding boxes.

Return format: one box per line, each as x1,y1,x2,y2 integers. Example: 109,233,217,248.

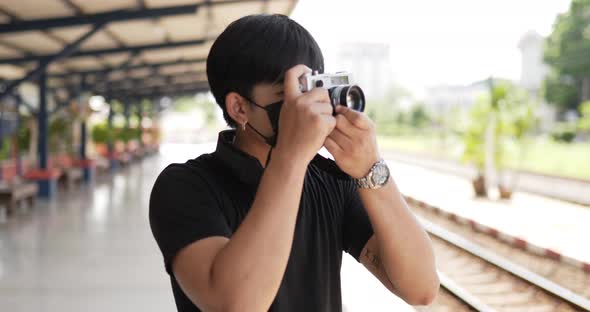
210,1,264,29
127,68,154,78
265,0,294,15
0,0,298,96
49,25,93,43
0,0,72,19
144,0,197,8
78,30,120,50
186,62,207,72
106,20,167,46
158,64,195,75
171,74,207,85
140,47,188,63
159,12,207,42
99,52,136,67
62,56,104,70
69,0,137,14
0,31,64,54
0,44,20,58
0,64,25,79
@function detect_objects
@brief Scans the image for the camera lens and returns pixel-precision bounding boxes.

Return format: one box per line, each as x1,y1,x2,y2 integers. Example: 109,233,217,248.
328,85,365,112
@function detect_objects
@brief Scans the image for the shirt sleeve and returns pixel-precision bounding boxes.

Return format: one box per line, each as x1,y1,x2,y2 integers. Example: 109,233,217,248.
341,180,374,262
149,164,232,275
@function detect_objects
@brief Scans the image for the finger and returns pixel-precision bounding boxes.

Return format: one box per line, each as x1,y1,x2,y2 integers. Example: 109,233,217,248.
321,115,337,133
309,100,334,116
324,136,343,157
335,105,371,130
284,65,312,102
328,128,353,150
301,87,330,105
302,88,332,116
335,114,363,138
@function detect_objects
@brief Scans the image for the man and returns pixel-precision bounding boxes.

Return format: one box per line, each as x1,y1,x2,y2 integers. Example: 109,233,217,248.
149,14,439,312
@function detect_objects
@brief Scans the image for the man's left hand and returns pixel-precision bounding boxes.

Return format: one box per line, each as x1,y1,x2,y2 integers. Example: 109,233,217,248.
324,105,380,179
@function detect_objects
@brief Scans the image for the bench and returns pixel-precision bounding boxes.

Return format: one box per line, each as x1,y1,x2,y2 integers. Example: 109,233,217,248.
60,167,83,188
0,181,38,215
51,155,84,189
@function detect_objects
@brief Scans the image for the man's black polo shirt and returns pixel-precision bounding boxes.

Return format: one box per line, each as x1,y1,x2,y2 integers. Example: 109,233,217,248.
149,130,374,311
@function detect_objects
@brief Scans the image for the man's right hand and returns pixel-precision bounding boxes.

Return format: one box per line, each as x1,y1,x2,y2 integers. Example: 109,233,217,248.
273,65,336,166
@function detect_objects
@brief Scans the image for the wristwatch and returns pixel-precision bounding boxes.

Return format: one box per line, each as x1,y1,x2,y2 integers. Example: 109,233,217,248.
354,159,390,189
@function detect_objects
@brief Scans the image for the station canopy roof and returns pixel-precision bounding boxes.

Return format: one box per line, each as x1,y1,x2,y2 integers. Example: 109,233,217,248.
0,0,297,101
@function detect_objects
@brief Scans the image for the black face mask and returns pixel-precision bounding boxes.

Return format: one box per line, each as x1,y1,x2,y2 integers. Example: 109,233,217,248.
243,96,283,147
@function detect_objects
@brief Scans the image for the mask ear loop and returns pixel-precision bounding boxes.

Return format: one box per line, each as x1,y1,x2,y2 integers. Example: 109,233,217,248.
265,147,273,168
241,95,277,167
244,122,274,167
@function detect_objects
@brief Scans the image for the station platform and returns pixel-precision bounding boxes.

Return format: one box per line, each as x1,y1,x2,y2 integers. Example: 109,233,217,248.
0,143,411,311
388,158,590,266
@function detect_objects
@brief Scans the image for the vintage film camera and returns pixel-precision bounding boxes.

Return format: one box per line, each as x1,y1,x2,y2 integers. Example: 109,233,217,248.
299,71,365,113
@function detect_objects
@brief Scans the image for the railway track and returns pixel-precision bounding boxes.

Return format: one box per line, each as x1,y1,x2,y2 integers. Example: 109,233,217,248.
410,201,590,301
419,218,590,312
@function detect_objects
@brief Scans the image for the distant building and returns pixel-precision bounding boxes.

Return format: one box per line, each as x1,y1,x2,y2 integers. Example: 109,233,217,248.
423,31,554,119
518,31,555,128
424,79,492,113
335,42,393,100
518,31,549,96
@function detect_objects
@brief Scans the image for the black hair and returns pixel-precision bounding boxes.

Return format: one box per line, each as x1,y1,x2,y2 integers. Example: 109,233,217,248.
206,14,324,128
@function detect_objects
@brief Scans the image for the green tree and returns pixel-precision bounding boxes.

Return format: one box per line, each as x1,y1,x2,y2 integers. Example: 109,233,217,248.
461,96,490,171
544,0,590,112
409,104,430,129
579,100,590,132
542,72,579,112
91,123,112,144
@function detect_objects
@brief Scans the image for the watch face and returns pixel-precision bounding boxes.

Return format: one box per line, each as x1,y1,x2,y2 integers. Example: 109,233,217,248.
372,162,390,185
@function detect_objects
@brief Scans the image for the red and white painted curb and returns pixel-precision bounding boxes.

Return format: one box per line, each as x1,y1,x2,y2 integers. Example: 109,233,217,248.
404,195,590,273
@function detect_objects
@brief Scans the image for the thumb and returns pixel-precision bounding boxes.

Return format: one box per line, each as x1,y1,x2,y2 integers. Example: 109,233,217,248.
283,64,312,103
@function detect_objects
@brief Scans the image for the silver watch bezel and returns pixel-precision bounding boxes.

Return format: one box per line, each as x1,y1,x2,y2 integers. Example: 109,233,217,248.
355,160,389,189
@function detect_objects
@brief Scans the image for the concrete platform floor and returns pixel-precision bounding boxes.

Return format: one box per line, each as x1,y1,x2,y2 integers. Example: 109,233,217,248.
0,143,412,312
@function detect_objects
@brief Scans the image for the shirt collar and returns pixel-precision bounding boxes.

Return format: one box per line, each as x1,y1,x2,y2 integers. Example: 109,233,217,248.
213,130,353,187
214,130,264,186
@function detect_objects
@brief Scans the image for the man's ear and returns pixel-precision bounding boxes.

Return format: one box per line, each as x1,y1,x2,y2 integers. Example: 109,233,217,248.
225,92,248,126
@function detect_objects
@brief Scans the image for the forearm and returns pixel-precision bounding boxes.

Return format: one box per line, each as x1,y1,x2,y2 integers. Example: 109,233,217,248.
210,152,307,311
359,178,439,303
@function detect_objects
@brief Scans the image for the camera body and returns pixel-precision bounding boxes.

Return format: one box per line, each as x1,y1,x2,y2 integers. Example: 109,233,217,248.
299,71,365,113
300,71,353,92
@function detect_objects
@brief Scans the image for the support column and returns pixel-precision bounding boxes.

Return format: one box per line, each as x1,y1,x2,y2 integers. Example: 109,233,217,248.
80,116,87,161
106,95,118,171
137,101,144,148
35,68,58,198
124,101,130,129
123,100,132,161
78,76,94,183
14,95,22,177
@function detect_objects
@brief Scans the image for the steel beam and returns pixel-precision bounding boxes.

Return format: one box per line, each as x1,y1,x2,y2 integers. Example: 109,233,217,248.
109,81,209,95
0,23,105,101
0,38,209,65
0,4,199,34
49,57,207,79
111,86,209,101
90,71,207,92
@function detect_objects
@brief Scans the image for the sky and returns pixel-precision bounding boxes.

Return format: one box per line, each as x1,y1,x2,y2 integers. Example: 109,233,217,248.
290,0,571,94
